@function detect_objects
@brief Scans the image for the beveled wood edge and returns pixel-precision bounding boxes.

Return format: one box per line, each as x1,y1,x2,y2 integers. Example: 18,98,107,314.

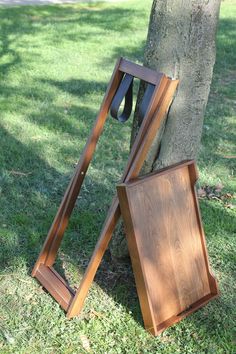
35,264,75,311
121,75,169,182
117,160,196,189
118,159,219,295
66,77,174,319
147,292,219,336
188,167,219,296
119,57,165,84
123,80,179,181
118,160,219,335
117,184,156,330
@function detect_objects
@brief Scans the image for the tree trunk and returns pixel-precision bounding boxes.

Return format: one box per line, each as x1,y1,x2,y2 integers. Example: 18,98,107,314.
110,0,221,260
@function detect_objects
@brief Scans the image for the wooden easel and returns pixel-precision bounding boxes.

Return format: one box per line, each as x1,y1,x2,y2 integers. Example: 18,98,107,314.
32,58,178,318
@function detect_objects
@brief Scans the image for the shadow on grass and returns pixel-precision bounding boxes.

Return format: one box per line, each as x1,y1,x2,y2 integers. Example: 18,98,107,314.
215,18,236,72
100,41,146,69
53,190,236,332
0,3,144,78
198,16,236,185
0,125,64,269
40,78,107,97
1,122,235,332
0,4,235,341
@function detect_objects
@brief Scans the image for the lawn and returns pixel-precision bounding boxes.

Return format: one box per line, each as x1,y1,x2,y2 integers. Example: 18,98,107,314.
0,0,235,353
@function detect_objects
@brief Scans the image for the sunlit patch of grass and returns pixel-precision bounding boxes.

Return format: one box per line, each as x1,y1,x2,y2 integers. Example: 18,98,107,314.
0,0,235,353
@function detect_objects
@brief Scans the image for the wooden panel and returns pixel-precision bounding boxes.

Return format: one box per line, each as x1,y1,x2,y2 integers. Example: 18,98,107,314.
117,160,218,335
35,264,74,311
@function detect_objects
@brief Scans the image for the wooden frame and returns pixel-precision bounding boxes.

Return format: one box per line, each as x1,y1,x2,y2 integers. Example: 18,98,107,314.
117,160,219,335
32,58,179,318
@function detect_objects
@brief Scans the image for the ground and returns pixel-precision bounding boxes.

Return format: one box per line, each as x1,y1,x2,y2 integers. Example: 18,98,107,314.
0,0,235,353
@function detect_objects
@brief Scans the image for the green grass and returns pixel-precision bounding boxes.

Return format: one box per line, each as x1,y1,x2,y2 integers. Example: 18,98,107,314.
0,0,235,353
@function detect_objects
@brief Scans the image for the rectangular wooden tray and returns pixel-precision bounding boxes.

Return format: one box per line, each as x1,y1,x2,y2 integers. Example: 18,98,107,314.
117,160,218,335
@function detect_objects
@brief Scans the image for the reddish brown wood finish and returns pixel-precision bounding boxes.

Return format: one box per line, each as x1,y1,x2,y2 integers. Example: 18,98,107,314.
32,58,178,319
32,58,124,274
119,58,163,85
36,264,74,311
67,78,178,318
117,160,219,335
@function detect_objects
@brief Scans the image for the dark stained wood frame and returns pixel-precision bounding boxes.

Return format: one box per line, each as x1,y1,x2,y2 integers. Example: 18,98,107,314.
32,57,179,318
117,160,219,336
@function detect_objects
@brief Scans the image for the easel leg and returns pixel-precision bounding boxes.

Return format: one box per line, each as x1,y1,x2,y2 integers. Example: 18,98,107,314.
32,60,123,275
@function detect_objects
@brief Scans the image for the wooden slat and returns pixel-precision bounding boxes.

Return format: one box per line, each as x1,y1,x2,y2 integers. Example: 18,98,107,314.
119,58,163,85
35,264,74,311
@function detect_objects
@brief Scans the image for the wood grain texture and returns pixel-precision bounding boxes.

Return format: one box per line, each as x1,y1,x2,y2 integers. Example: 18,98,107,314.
117,160,218,335
35,264,74,311
67,79,178,318
32,58,124,274
31,58,178,320
119,58,163,85
32,58,167,276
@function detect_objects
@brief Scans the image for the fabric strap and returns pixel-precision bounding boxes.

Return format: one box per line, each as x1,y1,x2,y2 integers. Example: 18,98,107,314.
110,73,133,123
139,83,155,122
110,74,155,123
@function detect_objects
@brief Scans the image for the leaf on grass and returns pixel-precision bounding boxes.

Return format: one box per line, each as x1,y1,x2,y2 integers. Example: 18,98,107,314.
215,183,224,193
197,188,206,197
210,195,222,202
3,332,15,344
90,309,104,318
222,193,233,199
223,155,236,159
18,278,31,284
225,203,235,209
25,293,34,301
79,334,90,352
9,170,32,177
196,184,235,206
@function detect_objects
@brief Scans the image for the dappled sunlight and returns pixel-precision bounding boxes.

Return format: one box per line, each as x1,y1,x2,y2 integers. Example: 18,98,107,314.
0,0,235,352
198,6,236,190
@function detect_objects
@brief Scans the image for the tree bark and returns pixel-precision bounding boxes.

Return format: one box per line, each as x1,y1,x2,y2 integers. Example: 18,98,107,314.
110,0,221,259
